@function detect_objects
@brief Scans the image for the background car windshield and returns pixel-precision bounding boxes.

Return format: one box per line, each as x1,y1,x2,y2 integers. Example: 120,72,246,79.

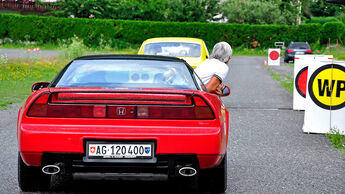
54,59,198,90
143,42,201,57
289,43,311,49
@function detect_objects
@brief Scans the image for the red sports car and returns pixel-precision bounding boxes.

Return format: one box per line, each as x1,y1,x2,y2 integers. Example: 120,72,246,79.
17,55,230,192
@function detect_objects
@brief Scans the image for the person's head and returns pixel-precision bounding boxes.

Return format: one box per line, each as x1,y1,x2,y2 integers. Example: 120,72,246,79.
210,42,232,64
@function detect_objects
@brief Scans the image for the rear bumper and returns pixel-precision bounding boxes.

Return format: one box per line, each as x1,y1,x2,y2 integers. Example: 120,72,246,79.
33,153,215,181
19,122,227,169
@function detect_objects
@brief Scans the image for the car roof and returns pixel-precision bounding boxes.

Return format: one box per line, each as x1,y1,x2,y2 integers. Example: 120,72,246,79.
142,37,205,44
74,54,187,63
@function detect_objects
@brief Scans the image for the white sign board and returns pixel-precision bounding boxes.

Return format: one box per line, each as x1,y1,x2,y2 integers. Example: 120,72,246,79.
293,55,333,110
268,48,280,66
303,60,345,135
330,61,345,135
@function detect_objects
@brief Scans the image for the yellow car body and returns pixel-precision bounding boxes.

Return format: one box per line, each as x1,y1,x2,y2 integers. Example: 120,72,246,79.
138,37,210,68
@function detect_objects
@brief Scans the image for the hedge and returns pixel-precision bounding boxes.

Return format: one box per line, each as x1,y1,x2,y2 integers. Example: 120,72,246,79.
0,14,328,48
307,17,340,25
321,22,345,44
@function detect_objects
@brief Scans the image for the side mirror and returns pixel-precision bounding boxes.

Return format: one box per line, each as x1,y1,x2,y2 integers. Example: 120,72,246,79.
31,82,50,92
222,85,231,97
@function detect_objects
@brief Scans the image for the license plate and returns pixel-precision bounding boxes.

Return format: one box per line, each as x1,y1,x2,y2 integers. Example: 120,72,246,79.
87,142,153,159
296,52,304,55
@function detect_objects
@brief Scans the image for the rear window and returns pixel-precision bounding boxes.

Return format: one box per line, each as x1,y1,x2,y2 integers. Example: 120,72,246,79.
289,43,311,49
143,42,201,57
53,59,198,90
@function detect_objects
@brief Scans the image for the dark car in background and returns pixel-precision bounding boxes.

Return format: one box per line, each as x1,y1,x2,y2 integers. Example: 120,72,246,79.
284,42,312,63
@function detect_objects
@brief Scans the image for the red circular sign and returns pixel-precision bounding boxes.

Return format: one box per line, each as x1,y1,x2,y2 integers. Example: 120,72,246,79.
295,67,308,98
269,51,279,60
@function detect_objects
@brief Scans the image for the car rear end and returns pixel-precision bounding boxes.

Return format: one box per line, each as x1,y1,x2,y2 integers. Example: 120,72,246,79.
17,55,229,192
285,42,312,63
138,37,210,68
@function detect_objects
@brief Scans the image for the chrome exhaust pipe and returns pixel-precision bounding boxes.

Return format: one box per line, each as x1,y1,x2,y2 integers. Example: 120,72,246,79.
178,167,197,177
42,165,60,175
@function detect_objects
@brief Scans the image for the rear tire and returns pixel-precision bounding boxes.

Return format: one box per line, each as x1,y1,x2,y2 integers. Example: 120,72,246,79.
18,153,50,191
198,153,227,193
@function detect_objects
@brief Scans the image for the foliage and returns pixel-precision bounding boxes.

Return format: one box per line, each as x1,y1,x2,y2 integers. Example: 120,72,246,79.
0,54,8,65
311,0,344,17
233,45,268,56
47,0,220,22
326,129,345,154
281,0,313,19
163,0,220,22
0,13,327,49
307,17,340,24
59,36,87,60
222,0,299,25
0,57,65,108
321,22,345,44
269,71,293,94
336,12,345,24
47,0,116,19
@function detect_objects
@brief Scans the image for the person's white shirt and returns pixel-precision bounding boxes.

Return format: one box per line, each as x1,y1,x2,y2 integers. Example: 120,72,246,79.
194,58,229,85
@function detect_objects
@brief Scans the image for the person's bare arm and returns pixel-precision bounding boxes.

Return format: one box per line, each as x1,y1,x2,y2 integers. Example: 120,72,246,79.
206,76,223,95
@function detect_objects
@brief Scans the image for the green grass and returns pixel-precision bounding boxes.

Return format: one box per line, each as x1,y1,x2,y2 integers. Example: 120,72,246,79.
0,42,139,54
0,57,66,108
326,129,345,155
317,48,345,61
233,47,267,56
269,71,293,94
0,42,60,50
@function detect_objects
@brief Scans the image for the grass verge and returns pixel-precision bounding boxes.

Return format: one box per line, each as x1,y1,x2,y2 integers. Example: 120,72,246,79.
233,47,267,56
0,37,140,54
326,129,345,155
0,57,66,108
269,71,293,94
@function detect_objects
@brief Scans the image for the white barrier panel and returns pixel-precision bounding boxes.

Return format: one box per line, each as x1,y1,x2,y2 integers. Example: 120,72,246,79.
303,61,345,135
268,48,280,66
330,61,345,135
293,55,333,110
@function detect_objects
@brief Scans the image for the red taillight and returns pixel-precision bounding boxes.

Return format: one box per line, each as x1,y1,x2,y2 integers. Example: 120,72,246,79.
136,96,214,120
287,49,293,53
306,49,312,53
27,93,49,117
27,93,214,120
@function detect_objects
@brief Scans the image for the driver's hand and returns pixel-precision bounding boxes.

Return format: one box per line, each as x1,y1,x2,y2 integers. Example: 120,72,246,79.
215,84,225,96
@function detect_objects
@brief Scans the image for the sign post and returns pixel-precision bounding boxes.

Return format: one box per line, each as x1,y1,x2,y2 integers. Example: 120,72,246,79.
268,48,280,66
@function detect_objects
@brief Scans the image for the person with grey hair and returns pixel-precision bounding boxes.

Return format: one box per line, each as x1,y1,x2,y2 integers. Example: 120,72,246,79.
195,41,232,95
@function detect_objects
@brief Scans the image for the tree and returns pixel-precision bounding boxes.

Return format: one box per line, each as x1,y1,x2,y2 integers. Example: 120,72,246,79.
163,0,221,22
222,0,298,25
46,0,221,22
311,0,344,16
47,0,117,18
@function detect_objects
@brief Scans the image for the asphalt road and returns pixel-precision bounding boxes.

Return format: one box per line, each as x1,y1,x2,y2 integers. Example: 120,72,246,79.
0,48,62,58
0,56,344,193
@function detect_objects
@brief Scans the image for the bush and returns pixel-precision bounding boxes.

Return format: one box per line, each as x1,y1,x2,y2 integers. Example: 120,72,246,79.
307,17,340,24
337,13,345,24
0,14,11,38
321,22,345,44
0,14,323,49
